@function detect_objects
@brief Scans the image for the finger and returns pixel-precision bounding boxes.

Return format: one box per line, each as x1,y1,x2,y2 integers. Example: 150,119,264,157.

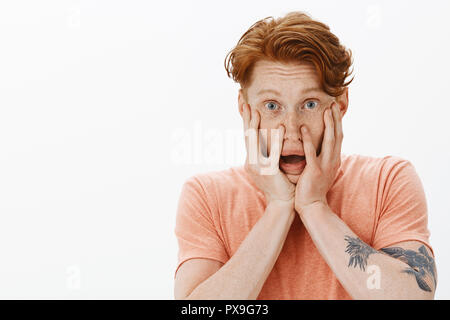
247,107,260,165
253,111,270,163
268,125,284,161
242,103,251,154
260,126,284,175
243,103,250,130
243,103,251,150
249,106,260,130
331,103,343,163
301,126,318,168
259,127,269,160
320,106,335,166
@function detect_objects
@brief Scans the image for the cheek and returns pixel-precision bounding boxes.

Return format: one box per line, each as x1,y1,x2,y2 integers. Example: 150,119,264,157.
259,115,279,129
261,112,325,153
307,112,326,144
259,117,281,154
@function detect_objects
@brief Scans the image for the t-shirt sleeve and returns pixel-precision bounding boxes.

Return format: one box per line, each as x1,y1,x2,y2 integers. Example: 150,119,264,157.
174,175,229,278
371,158,434,256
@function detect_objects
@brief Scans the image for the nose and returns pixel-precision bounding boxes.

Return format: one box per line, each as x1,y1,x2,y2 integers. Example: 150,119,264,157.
282,111,302,142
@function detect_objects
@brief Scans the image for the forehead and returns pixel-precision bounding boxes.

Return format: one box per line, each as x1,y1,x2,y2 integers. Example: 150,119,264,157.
249,60,320,90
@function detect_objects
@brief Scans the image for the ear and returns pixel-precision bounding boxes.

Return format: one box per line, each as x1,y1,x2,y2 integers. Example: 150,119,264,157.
336,87,349,118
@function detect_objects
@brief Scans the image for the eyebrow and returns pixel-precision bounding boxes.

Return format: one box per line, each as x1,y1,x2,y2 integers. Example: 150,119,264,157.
257,87,322,96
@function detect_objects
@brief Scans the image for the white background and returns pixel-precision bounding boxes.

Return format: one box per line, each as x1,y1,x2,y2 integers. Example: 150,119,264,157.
0,0,449,299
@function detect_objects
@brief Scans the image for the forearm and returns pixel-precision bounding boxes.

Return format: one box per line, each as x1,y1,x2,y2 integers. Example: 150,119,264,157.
187,200,295,300
298,202,435,299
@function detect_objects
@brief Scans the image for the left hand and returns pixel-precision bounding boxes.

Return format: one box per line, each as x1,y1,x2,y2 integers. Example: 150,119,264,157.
294,102,343,214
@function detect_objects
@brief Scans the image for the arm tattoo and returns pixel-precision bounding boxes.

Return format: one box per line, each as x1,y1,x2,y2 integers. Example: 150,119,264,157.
381,245,437,292
344,235,378,272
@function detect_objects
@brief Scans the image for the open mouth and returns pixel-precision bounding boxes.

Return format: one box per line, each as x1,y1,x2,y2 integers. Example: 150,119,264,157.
280,155,305,164
279,154,306,174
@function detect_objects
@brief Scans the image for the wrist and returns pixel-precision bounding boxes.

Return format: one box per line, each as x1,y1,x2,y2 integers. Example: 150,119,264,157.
296,200,329,218
267,198,295,212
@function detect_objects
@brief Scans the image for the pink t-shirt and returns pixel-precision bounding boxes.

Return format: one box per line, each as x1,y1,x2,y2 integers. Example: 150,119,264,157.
174,153,433,299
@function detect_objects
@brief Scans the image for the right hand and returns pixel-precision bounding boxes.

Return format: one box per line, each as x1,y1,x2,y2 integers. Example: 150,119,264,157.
242,103,296,205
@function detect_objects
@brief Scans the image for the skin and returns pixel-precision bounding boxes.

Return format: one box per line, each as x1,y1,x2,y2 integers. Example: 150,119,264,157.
238,59,348,209
239,59,437,298
174,59,348,300
238,60,348,184
174,58,437,300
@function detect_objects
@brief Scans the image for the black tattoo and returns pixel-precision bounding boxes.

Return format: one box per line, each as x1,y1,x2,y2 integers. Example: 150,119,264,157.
344,235,378,272
381,245,437,292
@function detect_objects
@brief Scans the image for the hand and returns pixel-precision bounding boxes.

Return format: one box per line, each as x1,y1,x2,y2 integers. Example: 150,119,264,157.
294,102,343,214
242,103,295,205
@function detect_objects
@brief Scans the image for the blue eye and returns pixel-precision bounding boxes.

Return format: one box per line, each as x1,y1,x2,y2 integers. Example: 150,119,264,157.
304,101,318,110
265,102,278,111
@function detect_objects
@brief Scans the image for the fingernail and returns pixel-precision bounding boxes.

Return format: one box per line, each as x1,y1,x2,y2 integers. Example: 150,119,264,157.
302,126,307,133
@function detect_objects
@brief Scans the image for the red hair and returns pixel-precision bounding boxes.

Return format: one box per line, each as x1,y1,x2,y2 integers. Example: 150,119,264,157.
224,11,354,100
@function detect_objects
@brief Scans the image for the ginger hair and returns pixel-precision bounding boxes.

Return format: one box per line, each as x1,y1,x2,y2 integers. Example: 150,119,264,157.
224,11,354,101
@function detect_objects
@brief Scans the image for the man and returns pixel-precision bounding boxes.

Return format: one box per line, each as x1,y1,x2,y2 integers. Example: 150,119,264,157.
174,11,437,299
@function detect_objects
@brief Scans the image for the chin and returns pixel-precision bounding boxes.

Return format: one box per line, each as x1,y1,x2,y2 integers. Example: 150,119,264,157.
286,173,301,184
